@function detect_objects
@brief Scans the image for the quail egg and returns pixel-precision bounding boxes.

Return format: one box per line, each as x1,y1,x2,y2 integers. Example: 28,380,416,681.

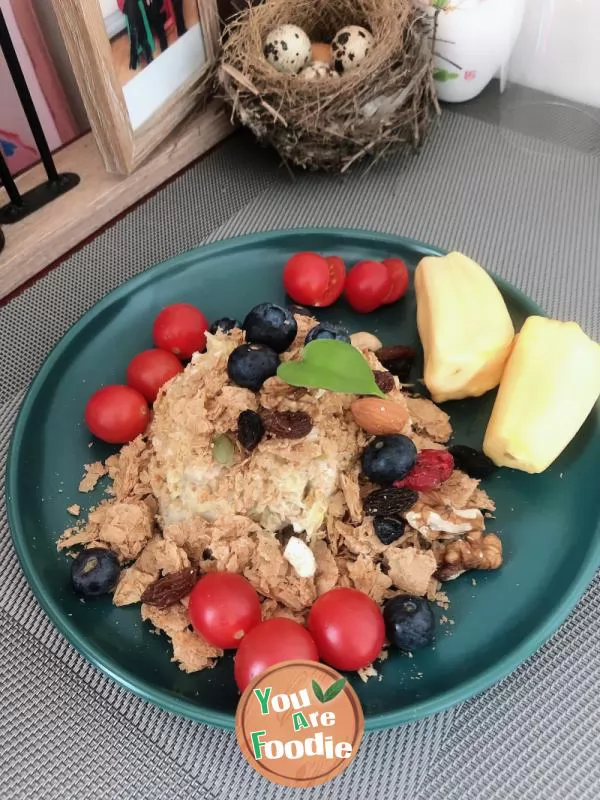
299,63,340,81
331,25,374,74
263,24,312,75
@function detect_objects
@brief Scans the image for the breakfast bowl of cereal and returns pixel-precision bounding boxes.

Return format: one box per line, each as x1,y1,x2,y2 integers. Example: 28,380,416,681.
7,229,600,729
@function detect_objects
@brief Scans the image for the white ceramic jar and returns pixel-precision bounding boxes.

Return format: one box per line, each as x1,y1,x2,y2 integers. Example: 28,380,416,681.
417,0,526,103
508,0,600,107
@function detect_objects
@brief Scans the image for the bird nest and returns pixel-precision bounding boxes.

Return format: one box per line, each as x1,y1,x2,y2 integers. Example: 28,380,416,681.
219,0,439,172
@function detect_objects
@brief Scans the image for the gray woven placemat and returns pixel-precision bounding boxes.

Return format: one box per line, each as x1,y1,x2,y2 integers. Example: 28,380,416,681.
1,106,599,799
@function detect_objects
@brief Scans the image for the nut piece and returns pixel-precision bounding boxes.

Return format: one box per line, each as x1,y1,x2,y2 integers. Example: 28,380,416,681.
262,409,313,439
283,536,317,578
435,531,502,581
351,397,409,435
141,567,198,609
350,332,383,351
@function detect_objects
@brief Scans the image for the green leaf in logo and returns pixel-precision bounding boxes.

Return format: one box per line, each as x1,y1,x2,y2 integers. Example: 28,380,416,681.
323,678,346,702
277,340,385,397
433,68,459,83
312,679,325,703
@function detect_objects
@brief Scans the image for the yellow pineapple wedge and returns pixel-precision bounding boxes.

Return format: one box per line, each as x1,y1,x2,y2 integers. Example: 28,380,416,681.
415,252,515,402
483,316,600,473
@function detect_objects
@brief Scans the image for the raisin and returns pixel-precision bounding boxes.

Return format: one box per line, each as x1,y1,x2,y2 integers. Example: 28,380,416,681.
373,517,405,545
363,487,418,516
449,445,497,479
373,370,395,394
375,345,416,383
237,410,264,451
376,345,417,362
262,409,313,439
141,567,198,609
395,449,454,492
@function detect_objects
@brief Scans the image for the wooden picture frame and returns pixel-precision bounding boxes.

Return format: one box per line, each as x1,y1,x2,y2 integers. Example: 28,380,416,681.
52,0,221,174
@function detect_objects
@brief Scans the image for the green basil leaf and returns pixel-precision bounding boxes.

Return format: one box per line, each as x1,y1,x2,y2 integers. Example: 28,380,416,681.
323,678,346,702
277,340,385,397
312,679,326,703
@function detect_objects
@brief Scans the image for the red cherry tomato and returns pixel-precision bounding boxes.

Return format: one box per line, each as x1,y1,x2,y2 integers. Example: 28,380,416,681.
344,260,391,313
126,349,183,403
283,252,330,306
307,587,385,671
152,303,209,360
313,255,346,307
188,572,261,650
84,385,149,444
234,618,319,691
382,258,410,304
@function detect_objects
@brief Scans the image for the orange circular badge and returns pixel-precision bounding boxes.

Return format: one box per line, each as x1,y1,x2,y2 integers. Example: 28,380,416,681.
236,660,364,787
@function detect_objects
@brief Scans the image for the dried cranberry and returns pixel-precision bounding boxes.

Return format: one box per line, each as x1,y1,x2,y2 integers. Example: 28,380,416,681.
394,449,454,493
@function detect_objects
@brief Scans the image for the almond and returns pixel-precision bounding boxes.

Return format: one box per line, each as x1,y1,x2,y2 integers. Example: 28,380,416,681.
351,397,410,435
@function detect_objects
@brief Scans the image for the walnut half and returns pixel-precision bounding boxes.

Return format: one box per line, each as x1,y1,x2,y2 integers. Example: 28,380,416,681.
435,531,502,581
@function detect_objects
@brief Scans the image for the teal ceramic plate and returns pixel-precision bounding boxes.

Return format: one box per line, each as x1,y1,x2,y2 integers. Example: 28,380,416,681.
7,229,600,731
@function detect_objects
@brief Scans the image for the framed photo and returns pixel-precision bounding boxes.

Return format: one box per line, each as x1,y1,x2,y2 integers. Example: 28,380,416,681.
52,0,221,173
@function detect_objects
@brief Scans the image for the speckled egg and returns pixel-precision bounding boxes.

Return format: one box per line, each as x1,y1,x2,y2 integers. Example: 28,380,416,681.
331,25,374,74
299,63,341,81
263,24,312,75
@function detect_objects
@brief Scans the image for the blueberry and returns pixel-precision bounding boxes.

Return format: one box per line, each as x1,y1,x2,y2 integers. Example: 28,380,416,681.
361,435,417,485
209,317,240,335
383,595,435,651
71,547,120,598
448,444,497,479
227,343,280,391
243,303,297,353
373,517,405,545
305,322,350,345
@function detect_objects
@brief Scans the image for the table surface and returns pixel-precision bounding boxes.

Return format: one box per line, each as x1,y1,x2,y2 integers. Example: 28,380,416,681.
2,85,600,799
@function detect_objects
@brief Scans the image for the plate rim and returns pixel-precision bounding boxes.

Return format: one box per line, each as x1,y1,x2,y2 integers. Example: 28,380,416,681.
6,226,600,731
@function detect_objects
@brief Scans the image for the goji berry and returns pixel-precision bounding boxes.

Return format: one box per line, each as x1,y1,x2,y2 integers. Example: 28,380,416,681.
394,449,454,492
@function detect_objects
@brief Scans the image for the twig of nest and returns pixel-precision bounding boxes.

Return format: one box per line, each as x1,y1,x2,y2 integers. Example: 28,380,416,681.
219,0,439,172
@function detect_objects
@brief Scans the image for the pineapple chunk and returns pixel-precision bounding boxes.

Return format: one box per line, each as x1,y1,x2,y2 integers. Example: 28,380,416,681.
483,316,600,473
415,252,515,402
